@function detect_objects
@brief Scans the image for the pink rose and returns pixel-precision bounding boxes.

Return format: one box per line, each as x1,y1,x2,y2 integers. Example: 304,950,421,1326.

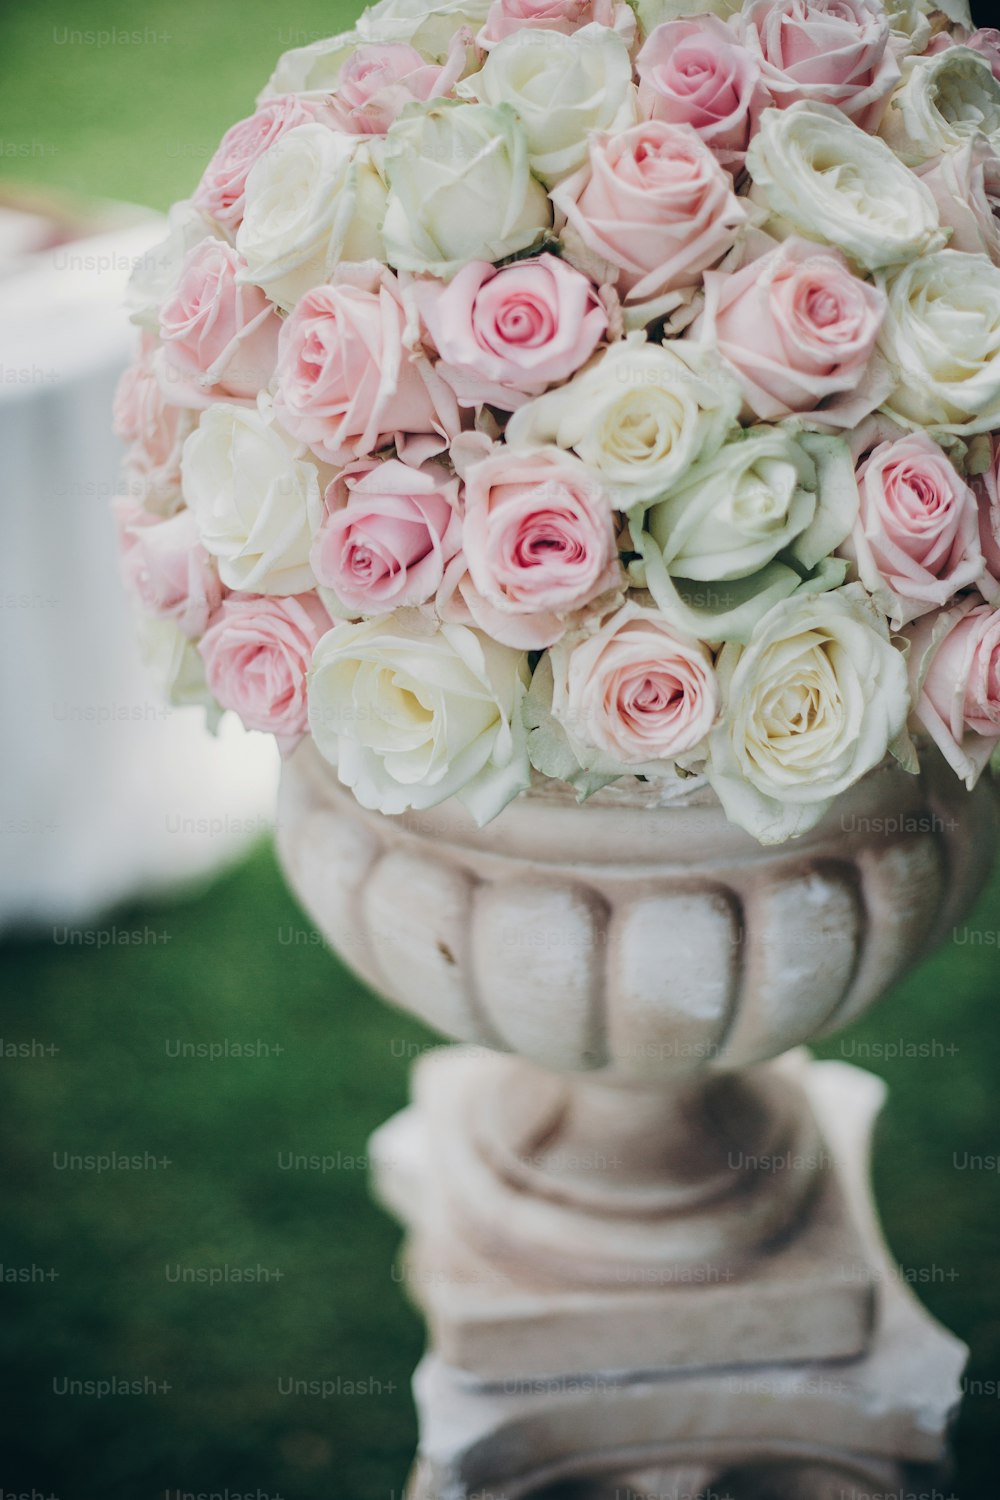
327,39,468,134
193,96,330,233
157,238,281,406
551,121,746,310
198,591,331,752
116,500,225,638
274,263,460,467
968,29,1000,83
440,446,620,649
412,254,608,410
842,434,984,629
637,18,771,165
697,237,887,423
310,456,462,614
972,434,1000,606
740,0,899,130
905,597,1000,788
553,602,719,764
113,343,196,512
918,140,1000,265
478,0,634,48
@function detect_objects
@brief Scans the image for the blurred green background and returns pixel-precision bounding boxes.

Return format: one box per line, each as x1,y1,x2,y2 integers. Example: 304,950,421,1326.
1,1,999,1497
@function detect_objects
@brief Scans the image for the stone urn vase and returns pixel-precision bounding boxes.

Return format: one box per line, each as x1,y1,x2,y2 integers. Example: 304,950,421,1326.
276,740,997,1499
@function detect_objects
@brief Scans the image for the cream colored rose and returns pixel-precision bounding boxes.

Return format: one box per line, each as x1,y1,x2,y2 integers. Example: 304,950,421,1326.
504,334,741,508
646,429,849,581
463,24,636,185
746,102,946,272
307,611,530,822
882,0,932,56
382,100,552,277
885,0,972,47
879,48,1000,167
876,249,1000,436
181,401,324,595
633,429,857,642
258,30,362,98
236,125,386,310
934,0,973,24
706,585,913,844
358,0,492,58
134,613,220,721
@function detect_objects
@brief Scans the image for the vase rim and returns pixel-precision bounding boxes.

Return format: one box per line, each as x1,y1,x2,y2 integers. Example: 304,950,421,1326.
286,739,969,871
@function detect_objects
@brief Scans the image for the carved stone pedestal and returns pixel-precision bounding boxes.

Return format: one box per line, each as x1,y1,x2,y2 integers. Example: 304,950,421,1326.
275,742,996,1499
373,1049,875,1376
375,1056,963,1499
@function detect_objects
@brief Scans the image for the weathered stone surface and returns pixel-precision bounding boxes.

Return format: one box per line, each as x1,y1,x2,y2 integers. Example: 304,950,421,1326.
275,744,993,1497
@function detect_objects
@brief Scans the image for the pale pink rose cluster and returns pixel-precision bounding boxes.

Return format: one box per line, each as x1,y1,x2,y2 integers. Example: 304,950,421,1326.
637,17,768,164
848,428,1000,779
440,446,621,649
113,337,196,511
552,121,748,314
413,254,608,409
478,0,634,49
193,95,330,232
113,0,1000,836
843,433,985,629
199,592,332,752
158,239,282,406
311,456,463,614
740,0,900,129
115,501,224,638
325,38,470,134
273,263,461,466
698,237,887,423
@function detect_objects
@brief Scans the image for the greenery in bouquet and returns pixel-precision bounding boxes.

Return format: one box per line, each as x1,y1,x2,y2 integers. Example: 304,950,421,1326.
113,0,1000,842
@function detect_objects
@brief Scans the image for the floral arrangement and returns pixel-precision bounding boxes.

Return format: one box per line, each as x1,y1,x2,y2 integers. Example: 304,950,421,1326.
115,0,1000,842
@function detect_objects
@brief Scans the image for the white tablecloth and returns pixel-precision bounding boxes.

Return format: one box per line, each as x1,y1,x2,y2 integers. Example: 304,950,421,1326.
0,209,279,933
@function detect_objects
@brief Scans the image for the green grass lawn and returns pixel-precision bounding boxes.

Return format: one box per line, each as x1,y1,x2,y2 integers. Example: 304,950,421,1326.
0,842,430,1498
0,0,362,212
1,0,999,1494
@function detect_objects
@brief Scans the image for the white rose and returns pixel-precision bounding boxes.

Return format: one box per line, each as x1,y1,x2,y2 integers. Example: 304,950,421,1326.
876,249,1000,436
126,200,220,331
236,125,386,310
706,585,913,844
933,0,973,22
879,48,1000,167
633,429,857,642
883,1,972,57
382,100,552,277
746,102,946,272
504,334,741,508
358,0,492,59
258,31,361,99
464,25,637,185
883,0,932,56
134,613,220,721
307,611,530,823
181,401,324,595
644,429,854,583
917,139,1000,264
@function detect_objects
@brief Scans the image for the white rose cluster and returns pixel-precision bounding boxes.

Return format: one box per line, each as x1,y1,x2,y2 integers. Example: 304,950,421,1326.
114,0,1000,842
